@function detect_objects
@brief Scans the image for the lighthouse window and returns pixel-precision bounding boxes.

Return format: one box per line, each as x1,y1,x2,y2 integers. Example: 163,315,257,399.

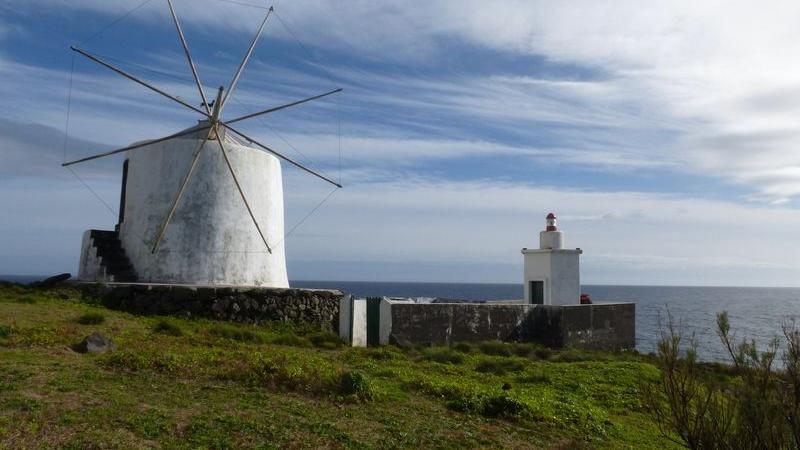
530,281,544,305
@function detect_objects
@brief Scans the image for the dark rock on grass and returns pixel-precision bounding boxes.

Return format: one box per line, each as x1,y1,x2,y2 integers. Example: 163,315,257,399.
72,331,114,354
31,273,71,288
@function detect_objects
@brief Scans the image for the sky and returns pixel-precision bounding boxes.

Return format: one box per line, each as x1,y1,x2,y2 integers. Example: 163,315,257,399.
2,0,800,286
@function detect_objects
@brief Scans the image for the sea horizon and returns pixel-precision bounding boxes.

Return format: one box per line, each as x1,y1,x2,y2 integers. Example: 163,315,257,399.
3,274,800,290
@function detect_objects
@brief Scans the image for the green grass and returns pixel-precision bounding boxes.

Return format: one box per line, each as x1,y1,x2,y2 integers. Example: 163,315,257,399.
152,319,183,336
0,283,684,449
474,357,526,375
75,312,105,325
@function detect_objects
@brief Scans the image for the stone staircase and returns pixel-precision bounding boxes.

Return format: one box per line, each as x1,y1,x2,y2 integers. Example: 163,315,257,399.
88,230,138,282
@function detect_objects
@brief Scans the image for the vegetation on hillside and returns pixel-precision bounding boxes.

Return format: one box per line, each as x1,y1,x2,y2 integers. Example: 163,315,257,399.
643,311,800,449
0,282,682,449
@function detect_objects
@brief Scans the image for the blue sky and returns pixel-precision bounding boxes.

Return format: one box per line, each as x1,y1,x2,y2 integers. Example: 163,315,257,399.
2,0,800,286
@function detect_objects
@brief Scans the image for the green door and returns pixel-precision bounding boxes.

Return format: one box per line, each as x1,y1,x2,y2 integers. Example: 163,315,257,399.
366,297,381,346
530,281,544,304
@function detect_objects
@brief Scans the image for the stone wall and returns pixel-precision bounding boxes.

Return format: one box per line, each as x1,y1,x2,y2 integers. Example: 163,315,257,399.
380,301,635,351
77,284,343,331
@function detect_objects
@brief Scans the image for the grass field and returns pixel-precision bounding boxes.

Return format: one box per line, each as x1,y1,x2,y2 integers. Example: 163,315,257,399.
0,283,681,449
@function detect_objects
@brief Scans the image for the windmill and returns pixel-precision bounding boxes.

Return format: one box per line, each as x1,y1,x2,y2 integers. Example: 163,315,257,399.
70,1,342,287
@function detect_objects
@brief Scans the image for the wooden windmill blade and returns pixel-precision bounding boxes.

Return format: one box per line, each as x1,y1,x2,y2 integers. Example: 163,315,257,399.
166,0,210,115
224,88,343,126
70,46,210,118
221,123,342,188
218,6,273,117
61,123,212,167
214,125,273,254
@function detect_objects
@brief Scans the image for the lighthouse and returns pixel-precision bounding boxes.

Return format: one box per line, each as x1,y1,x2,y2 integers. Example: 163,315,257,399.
521,213,582,305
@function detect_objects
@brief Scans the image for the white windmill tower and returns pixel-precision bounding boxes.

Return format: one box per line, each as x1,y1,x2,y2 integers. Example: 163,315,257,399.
70,2,342,287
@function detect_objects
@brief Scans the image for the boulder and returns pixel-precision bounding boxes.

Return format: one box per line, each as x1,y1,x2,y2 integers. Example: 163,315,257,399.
72,332,114,354
32,273,71,288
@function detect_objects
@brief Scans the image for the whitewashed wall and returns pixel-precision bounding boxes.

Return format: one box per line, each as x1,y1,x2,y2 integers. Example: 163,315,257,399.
119,131,288,287
522,249,581,305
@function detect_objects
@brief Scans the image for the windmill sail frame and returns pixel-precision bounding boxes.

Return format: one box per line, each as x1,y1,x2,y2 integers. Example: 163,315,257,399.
63,2,343,254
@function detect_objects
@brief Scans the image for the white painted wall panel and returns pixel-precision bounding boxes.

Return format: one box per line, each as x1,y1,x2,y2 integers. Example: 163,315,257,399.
119,133,288,287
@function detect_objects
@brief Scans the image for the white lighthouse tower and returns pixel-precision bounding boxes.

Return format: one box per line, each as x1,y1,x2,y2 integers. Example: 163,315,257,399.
521,213,582,305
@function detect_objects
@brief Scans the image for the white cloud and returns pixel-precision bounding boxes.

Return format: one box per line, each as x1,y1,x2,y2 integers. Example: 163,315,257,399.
276,174,800,285
16,0,800,201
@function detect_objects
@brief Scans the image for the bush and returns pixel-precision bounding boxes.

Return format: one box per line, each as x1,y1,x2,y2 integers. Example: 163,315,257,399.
152,320,183,337
452,342,473,353
208,325,263,344
481,394,529,418
76,312,105,325
421,347,465,365
237,353,339,395
309,332,343,350
15,294,37,304
518,371,551,384
643,311,800,449
478,341,513,357
0,325,12,339
445,392,485,414
340,371,374,401
368,348,404,361
440,388,529,419
554,349,596,362
474,358,526,375
271,333,310,347
534,347,553,360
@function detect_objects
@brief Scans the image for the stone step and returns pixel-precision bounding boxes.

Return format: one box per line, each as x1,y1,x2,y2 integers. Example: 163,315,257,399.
89,229,138,283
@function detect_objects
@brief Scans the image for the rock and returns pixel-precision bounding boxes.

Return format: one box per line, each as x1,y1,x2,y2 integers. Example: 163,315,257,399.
212,298,229,313
72,332,114,354
32,273,71,288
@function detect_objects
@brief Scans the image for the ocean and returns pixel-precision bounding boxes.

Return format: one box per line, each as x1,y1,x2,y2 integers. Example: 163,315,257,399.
4,275,799,362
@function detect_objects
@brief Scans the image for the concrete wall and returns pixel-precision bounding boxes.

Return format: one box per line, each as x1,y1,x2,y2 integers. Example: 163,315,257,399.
339,296,367,347
79,284,341,330
550,251,580,306
119,130,288,287
381,300,635,351
78,231,111,282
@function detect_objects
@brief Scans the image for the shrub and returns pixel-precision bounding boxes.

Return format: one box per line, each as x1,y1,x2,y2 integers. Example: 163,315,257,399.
474,358,526,375
0,325,12,339
440,388,529,419
309,331,343,350
481,394,529,418
103,351,154,372
421,347,465,365
340,371,374,401
478,341,512,357
452,342,473,353
238,353,338,395
152,320,183,337
368,348,404,361
509,343,537,357
534,347,553,360
642,311,800,449
518,371,551,384
445,392,485,414
15,294,37,304
271,333,310,347
208,325,263,344
76,312,105,325
554,349,596,362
